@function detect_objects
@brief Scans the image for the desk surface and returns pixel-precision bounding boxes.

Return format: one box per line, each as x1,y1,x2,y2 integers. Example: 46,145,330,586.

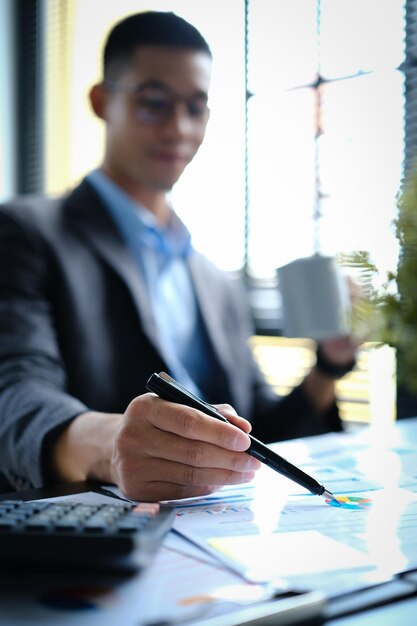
1,418,417,626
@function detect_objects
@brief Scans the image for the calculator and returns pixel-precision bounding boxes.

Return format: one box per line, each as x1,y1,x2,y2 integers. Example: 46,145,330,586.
0,498,175,573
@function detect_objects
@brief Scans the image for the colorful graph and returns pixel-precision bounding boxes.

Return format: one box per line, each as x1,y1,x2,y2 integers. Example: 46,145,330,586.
326,495,372,510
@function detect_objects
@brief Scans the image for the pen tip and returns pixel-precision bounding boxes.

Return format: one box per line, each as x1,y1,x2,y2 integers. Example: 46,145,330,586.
322,489,342,506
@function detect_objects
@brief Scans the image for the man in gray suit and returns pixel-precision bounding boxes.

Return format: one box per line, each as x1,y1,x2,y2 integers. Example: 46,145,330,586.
0,11,356,500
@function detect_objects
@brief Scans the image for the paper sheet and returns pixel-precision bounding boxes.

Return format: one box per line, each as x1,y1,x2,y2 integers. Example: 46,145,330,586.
171,427,417,595
208,530,371,581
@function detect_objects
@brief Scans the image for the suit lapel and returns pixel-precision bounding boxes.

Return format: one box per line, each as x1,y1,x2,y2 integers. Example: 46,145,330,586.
64,180,163,352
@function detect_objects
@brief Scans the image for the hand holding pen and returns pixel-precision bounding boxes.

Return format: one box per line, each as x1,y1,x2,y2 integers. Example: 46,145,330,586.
146,372,341,505
110,376,261,502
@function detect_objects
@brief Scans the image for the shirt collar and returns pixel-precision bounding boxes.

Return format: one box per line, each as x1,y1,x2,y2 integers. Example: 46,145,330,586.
86,169,192,259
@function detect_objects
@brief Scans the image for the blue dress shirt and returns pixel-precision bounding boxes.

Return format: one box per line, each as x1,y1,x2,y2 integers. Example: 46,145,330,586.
87,169,214,397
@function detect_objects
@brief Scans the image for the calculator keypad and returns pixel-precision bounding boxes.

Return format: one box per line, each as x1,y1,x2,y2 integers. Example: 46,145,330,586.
0,499,174,571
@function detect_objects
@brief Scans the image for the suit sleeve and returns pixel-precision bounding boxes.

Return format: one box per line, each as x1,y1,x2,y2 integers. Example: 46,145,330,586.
0,206,88,490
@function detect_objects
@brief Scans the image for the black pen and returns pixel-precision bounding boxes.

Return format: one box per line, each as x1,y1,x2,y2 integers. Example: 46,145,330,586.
146,371,341,505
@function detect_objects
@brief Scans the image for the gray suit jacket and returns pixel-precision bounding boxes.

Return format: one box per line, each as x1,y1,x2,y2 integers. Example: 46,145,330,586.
0,179,341,492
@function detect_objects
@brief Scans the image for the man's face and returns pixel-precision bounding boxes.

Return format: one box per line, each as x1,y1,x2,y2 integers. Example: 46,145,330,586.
100,46,212,193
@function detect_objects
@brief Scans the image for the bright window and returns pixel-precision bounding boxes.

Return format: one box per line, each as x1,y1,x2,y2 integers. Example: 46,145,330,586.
246,0,405,279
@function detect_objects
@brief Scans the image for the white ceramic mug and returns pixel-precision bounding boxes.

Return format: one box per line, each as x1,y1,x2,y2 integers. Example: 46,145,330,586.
277,254,350,340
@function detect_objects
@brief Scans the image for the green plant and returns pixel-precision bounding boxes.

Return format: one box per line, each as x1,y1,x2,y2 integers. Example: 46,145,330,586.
340,163,417,395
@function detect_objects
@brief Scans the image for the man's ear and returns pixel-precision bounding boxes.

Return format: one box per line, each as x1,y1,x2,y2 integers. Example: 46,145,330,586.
89,84,108,121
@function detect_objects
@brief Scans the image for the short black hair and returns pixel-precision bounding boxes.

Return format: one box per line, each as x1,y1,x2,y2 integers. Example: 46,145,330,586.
103,11,212,80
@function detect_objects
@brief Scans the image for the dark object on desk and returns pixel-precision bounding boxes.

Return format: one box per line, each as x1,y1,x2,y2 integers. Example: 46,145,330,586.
146,372,341,505
0,498,174,573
